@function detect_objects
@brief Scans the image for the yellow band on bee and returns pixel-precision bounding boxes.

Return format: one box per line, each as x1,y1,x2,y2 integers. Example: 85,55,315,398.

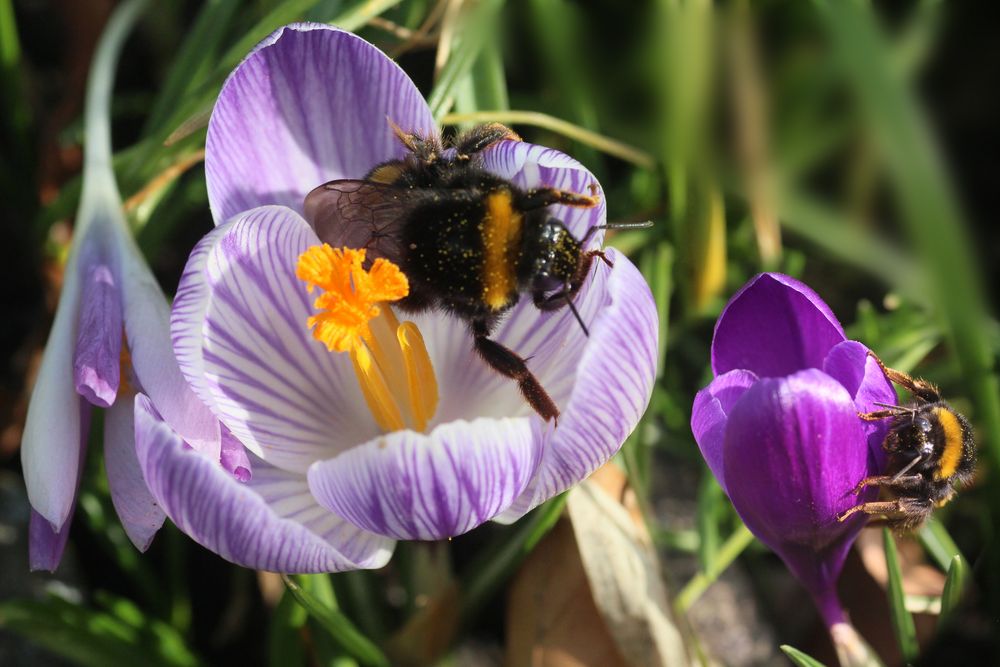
934,407,963,480
482,190,522,310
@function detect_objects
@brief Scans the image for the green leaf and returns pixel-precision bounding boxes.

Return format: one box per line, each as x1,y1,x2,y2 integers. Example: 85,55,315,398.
675,524,755,613
814,0,1000,474
269,590,308,667
426,0,506,120
0,594,199,667
918,517,965,572
939,554,969,627
780,644,828,667
459,492,568,619
281,575,390,667
882,528,918,662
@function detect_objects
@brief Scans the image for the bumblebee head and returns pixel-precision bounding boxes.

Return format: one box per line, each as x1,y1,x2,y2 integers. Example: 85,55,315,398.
523,218,582,291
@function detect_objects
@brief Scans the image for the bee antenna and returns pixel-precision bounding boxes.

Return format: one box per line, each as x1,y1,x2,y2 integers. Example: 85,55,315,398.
581,220,653,245
566,296,590,338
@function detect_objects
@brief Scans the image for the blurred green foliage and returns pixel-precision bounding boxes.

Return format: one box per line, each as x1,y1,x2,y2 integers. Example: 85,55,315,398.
3,0,999,664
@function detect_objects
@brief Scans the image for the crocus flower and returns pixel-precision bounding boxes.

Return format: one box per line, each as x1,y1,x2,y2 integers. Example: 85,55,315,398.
132,23,658,573
21,0,217,571
691,273,896,627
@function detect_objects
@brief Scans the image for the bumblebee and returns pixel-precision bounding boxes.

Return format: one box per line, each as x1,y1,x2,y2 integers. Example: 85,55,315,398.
304,123,640,422
838,353,976,530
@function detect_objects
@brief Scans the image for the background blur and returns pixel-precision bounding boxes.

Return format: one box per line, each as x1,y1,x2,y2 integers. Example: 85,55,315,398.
2,0,999,665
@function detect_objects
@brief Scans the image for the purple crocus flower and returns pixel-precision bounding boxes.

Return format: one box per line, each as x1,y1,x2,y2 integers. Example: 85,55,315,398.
132,23,658,573
20,1,218,571
691,273,896,627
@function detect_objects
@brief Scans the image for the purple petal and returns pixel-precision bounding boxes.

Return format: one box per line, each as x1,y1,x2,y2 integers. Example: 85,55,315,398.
495,249,658,521
118,228,220,459
206,23,436,224
73,241,121,408
134,394,394,572
21,272,89,530
722,369,875,605
172,206,376,472
105,389,165,551
29,508,74,573
479,141,606,245
823,340,896,470
691,369,759,494
307,416,543,540
712,273,846,378
221,426,252,483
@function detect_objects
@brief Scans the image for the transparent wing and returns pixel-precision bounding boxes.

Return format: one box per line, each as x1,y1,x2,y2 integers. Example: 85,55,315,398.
304,180,417,264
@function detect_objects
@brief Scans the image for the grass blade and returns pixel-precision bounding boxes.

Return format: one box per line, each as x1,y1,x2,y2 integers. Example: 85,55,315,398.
281,575,390,667
781,645,827,667
939,554,969,627
883,528,918,662
918,516,964,572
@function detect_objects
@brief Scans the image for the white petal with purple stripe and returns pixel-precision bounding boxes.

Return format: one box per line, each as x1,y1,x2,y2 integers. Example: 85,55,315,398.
135,394,393,572
308,416,543,540
171,206,378,472
206,23,437,224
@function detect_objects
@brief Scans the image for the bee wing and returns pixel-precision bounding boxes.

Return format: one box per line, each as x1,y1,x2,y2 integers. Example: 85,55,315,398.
304,179,418,264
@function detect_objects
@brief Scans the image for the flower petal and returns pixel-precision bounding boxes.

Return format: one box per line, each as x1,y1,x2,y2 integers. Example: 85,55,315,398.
823,340,896,470
134,394,393,572
308,416,543,540
495,249,658,521
29,509,73,573
712,273,846,378
691,369,759,494
221,426,253,482
72,236,121,408
479,140,606,245
722,369,875,603
105,389,165,551
118,227,220,459
206,23,436,224
21,259,91,528
171,206,377,472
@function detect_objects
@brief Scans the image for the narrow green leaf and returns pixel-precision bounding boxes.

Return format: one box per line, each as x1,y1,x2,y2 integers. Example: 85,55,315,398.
0,595,199,667
459,492,567,619
780,645,828,667
426,0,505,119
281,575,390,667
939,554,969,626
269,590,308,667
814,0,1000,473
330,0,406,32
882,528,918,662
918,517,964,572
675,524,755,613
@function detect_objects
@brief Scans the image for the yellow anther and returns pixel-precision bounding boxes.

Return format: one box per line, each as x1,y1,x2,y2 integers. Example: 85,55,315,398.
295,245,409,352
398,322,438,432
297,245,439,434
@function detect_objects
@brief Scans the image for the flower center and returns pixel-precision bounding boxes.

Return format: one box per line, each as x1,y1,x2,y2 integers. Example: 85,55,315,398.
296,245,439,432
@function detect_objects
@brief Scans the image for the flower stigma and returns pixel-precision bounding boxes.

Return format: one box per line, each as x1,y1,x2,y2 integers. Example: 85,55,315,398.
296,244,439,432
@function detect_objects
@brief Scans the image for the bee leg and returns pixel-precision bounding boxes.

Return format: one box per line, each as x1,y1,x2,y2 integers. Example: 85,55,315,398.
857,409,903,421
836,499,904,522
866,350,942,402
387,118,440,162
850,474,924,495
454,123,522,158
519,187,601,210
471,319,559,422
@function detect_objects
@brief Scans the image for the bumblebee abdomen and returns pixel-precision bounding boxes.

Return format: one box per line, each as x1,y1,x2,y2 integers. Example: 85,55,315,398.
400,196,487,305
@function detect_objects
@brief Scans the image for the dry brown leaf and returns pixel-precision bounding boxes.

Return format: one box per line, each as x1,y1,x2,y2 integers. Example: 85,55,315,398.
506,518,630,667
568,465,688,667
506,464,688,667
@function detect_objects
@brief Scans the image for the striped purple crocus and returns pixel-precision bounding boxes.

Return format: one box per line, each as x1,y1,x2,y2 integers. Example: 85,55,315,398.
132,23,659,572
691,273,895,629
20,1,218,571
